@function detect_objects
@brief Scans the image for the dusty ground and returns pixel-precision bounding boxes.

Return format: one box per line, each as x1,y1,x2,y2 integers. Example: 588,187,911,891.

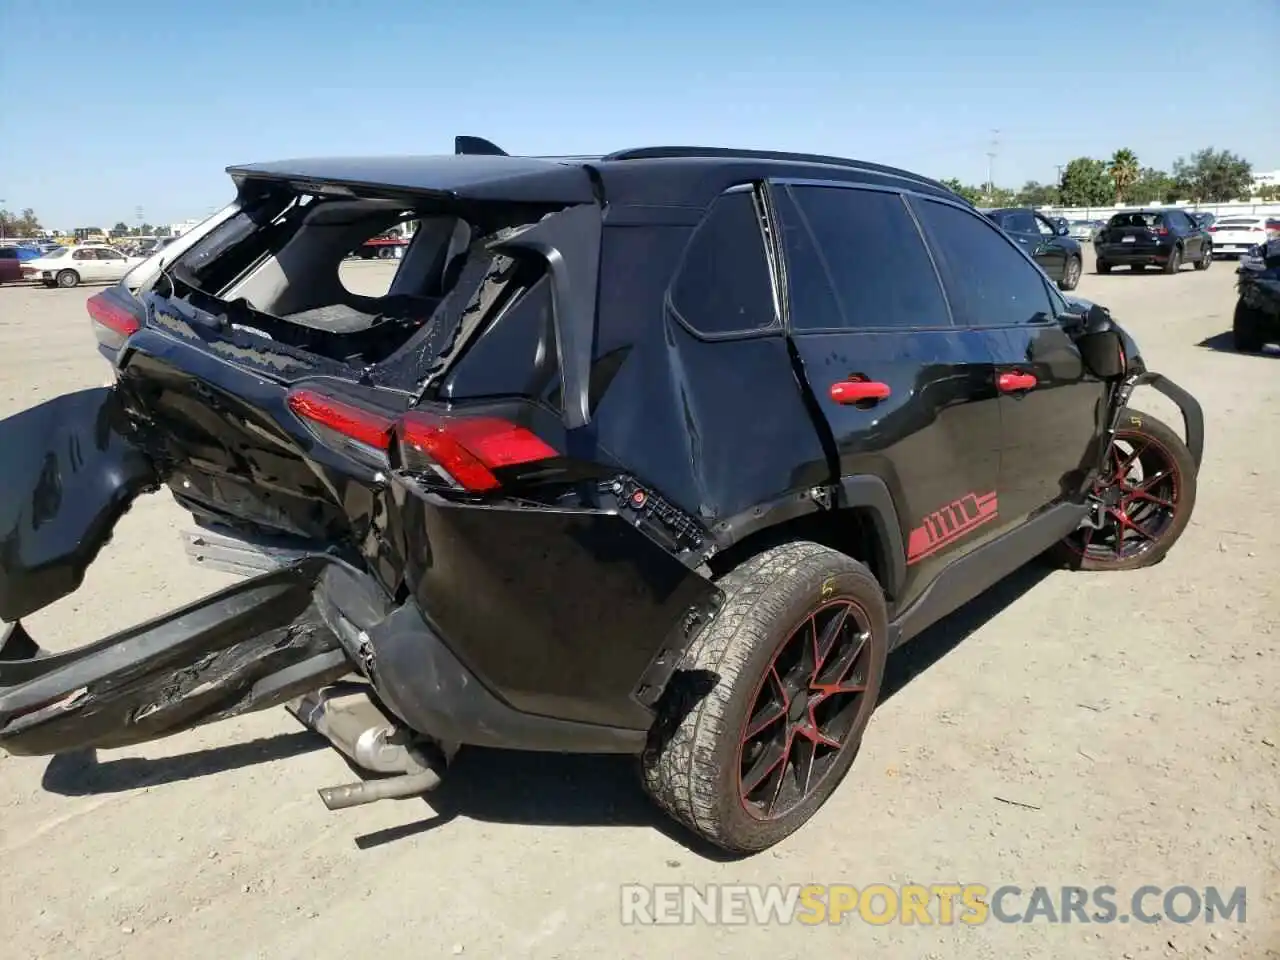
0,260,1277,959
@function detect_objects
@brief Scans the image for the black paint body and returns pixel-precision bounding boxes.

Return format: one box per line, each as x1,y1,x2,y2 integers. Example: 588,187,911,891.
0,147,1205,757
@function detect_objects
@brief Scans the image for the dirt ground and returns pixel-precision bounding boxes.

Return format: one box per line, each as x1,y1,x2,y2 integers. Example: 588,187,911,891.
1,260,1276,959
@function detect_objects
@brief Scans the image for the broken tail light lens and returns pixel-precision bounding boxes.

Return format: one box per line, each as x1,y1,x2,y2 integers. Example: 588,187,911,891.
396,411,558,492
287,386,558,492
287,388,394,460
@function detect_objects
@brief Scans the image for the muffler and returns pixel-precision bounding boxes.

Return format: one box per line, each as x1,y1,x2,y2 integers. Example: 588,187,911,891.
286,684,454,810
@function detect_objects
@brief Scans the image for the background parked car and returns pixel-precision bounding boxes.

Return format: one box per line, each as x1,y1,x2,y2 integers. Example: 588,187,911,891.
1209,216,1274,258
21,244,145,288
0,247,24,284
1067,219,1097,242
1191,211,1217,230
981,207,1084,289
1094,209,1213,274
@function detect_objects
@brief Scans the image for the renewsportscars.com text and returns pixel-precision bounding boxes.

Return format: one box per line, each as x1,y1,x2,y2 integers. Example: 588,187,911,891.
620,883,1247,926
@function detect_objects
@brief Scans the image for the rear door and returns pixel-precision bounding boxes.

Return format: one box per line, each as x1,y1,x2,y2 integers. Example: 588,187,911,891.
96,247,132,280
769,181,1002,606
909,196,1107,528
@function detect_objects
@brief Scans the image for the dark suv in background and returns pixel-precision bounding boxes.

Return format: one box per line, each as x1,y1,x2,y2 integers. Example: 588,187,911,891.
1094,209,1213,274
0,139,1204,855
982,207,1084,290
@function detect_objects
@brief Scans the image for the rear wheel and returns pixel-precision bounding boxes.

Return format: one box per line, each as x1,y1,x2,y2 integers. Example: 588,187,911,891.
55,269,79,288
1050,409,1196,572
1162,246,1182,274
1058,255,1082,291
641,541,888,854
1195,245,1213,270
1233,300,1268,353
1096,259,1111,275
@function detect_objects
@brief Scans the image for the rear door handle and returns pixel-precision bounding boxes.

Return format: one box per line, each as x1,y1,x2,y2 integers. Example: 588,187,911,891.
997,372,1038,393
830,380,891,404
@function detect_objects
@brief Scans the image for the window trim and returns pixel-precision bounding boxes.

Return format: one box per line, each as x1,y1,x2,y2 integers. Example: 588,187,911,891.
765,178,957,335
907,194,1059,331
663,182,786,342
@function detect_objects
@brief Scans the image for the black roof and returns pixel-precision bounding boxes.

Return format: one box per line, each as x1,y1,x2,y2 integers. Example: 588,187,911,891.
227,136,965,210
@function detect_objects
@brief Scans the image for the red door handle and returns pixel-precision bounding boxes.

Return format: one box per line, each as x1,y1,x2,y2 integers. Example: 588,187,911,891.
830,380,892,404
997,372,1038,393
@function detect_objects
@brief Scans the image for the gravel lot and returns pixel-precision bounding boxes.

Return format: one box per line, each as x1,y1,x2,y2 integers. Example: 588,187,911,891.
1,261,1277,959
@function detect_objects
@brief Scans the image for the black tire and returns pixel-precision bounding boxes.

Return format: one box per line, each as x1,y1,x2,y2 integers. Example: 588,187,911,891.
641,541,888,854
1058,255,1082,291
1233,300,1268,353
1096,259,1111,275
1194,244,1212,271
41,280,56,288
1048,408,1197,572
1162,246,1182,274
55,269,79,288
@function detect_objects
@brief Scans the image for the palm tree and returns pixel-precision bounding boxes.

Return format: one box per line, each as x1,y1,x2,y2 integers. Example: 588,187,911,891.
1109,149,1140,204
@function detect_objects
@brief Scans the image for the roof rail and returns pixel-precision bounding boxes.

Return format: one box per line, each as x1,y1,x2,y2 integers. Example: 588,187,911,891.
455,136,509,157
601,145,956,196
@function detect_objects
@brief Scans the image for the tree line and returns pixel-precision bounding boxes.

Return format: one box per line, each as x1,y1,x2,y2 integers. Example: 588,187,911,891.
943,147,1273,209
0,210,173,238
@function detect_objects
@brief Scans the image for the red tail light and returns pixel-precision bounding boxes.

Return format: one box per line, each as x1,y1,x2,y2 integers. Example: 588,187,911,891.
1208,226,1218,232
86,292,141,336
1154,227,1169,236
397,411,558,492
287,386,557,492
287,388,393,451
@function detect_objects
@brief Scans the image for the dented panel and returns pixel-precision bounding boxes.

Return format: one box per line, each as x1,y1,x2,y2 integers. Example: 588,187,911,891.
0,387,159,623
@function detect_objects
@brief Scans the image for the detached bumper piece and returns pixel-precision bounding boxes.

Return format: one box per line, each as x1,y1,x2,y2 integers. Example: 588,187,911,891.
0,557,368,757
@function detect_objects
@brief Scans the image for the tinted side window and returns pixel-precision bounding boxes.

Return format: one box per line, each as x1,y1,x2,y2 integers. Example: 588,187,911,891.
669,190,777,335
0,249,17,260
1004,211,1038,234
912,198,1055,328
781,185,951,331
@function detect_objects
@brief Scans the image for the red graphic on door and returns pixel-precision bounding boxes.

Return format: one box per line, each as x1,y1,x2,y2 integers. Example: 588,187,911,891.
906,492,999,565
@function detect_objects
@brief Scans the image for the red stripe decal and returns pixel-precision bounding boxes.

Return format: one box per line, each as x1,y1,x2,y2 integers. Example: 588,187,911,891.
906,492,999,565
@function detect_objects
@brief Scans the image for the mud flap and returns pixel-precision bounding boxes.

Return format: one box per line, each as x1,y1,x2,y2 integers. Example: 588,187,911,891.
0,558,368,757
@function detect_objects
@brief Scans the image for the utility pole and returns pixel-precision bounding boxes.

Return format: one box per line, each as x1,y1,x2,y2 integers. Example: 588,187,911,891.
0,199,6,242
986,129,1000,197
1055,164,1065,185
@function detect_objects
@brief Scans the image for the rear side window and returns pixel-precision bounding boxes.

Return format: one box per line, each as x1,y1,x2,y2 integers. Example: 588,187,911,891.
669,190,778,336
1002,211,1038,234
779,185,950,331
0,249,16,260
911,198,1055,328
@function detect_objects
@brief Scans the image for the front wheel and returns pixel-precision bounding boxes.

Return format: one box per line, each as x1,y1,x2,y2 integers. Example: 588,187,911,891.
1049,408,1197,572
1058,256,1082,291
641,541,888,854
55,269,79,288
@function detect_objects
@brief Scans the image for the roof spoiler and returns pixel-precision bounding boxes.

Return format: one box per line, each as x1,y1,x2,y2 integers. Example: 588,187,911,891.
455,136,508,157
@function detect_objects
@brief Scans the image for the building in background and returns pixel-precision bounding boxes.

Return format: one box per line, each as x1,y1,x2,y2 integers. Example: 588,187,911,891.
170,219,203,237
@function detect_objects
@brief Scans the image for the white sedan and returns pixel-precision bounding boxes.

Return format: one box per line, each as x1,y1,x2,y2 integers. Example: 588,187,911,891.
1209,216,1272,258
22,244,146,288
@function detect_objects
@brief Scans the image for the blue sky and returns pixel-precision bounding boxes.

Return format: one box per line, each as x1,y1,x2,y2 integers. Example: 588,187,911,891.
2,0,1277,229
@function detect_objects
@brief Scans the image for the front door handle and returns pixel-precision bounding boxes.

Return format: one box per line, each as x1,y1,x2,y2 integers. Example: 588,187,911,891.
997,371,1038,393
830,380,891,405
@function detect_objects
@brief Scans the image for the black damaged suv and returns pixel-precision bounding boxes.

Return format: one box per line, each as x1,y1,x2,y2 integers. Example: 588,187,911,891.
0,139,1203,854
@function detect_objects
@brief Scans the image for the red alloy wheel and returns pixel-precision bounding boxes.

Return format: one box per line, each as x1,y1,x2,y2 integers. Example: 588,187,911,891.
737,599,878,820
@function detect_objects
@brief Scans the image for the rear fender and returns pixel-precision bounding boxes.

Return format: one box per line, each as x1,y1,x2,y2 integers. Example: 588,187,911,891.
385,481,724,730
0,387,159,622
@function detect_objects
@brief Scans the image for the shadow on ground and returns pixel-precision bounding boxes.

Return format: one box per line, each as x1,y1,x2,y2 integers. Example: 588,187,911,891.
40,563,1053,858
1196,331,1279,356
